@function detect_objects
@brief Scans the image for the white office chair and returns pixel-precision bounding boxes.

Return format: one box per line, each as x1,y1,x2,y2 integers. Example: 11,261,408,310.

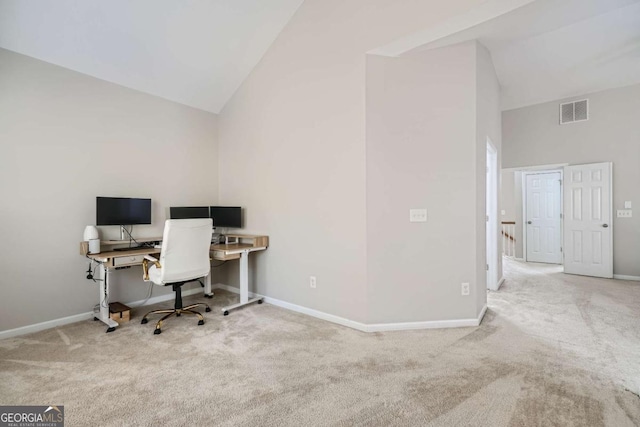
140,218,213,335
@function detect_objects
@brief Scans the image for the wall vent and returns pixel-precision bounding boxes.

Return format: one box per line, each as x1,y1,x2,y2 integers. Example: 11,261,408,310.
560,99,588,124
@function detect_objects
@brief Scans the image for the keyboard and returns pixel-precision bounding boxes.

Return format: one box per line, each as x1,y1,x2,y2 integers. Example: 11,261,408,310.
113,245,154,252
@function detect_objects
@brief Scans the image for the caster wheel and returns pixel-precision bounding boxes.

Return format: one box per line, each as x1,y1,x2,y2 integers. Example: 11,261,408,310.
223,310,229,316
198,320,205,326
154,329,162,335
258,299,263,304
94,317,99,321
176,313,181,317
205,307,211,312
106,327,116,333
141,318,148,324
205,294,214,299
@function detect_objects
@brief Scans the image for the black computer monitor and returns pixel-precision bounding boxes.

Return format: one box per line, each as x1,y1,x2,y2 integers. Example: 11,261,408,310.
170,206,210,219
209,206,242,228
96,197,152,226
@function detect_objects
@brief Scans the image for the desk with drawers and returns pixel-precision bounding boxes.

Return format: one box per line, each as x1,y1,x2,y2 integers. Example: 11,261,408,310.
81,234,268,332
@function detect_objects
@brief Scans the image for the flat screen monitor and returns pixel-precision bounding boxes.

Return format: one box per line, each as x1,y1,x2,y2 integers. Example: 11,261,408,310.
96,197,152,226
210,206,242,228
170,206,210,219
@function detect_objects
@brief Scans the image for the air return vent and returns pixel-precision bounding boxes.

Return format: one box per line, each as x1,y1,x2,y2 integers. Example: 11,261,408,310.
560,99,589,124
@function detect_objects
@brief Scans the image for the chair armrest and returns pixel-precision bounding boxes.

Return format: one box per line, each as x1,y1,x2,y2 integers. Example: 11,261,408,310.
142,256,161,281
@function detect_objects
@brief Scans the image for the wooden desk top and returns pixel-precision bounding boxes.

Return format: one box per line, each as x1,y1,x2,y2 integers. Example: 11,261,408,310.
210,243,262,251
81,234,268,259
86,247,161,260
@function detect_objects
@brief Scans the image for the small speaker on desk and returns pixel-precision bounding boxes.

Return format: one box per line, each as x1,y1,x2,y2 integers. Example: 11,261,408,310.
83,225,101,254
88,239,101,254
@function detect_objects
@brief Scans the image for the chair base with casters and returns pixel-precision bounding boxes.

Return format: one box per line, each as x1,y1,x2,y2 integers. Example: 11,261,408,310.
141,280,211,335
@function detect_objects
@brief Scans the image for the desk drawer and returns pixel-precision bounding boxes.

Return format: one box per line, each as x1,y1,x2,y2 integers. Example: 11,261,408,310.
113,255,145,267
212,250,240,261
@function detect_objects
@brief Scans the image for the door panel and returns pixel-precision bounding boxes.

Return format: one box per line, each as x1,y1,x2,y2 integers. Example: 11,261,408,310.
563,163,612,278
526,172,562,264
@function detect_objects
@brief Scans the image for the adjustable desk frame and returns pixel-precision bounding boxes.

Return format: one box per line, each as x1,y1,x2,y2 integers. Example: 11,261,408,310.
83,240,210,333
81,234,267,331
210,234,269,315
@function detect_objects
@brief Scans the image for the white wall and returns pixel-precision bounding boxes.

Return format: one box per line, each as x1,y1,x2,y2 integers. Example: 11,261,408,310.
366,42,480,323
503,84,640,276
475,42,503,294
500,171,516,222
218,0,489,324
0,49,219,332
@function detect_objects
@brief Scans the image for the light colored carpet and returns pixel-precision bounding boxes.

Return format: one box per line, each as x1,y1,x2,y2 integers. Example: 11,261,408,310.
1,258,639,426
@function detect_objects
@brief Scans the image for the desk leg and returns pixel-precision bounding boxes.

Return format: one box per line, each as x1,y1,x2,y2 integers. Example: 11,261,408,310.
221,250,263,315
94,264,119,333
204,270,213,298
240,251,249,304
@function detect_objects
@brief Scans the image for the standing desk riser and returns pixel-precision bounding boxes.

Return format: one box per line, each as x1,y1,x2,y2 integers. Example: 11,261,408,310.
80,234,267,331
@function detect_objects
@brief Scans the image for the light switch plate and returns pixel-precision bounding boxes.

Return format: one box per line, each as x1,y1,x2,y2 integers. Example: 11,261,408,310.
624,201,632,209
617,209,632,218
409,209,427,222
501,210,506,215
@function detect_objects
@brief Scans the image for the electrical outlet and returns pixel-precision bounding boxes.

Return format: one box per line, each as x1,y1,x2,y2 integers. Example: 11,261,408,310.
310,276,317,289
617,209,632,218
410,209,427,222
461,282,470,296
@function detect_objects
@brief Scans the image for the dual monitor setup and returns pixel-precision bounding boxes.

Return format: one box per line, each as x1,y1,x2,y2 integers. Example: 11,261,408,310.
169,206,241,228
96,197,242,239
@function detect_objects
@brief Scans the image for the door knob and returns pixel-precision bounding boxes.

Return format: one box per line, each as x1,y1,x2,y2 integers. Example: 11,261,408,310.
602,224,609,228
527,221,532,224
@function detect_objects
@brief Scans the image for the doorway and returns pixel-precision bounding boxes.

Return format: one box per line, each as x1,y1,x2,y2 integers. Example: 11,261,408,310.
524,171,562,264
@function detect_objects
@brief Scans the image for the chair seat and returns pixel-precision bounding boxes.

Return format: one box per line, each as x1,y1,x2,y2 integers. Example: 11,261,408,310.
140,218,213,334
147,265,163,285
147,265,208,286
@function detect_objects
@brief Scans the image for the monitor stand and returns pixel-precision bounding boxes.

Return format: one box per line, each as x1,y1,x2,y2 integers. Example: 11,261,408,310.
212,232,222,245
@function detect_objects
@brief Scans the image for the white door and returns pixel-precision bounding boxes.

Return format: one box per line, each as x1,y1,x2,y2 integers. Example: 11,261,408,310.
526,172,562,264
563,163,613,278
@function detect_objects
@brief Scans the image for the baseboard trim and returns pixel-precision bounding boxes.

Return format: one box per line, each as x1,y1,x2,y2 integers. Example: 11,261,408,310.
488,277,505,292
213,284,368,332
515,257,525,261
477,303,488,324
1,284,487,340
213,284,484,333
0,287,202,340
0,312,94,340
613,274,640,282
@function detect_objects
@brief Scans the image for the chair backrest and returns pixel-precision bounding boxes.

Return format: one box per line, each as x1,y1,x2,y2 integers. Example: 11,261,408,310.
157,218,213,284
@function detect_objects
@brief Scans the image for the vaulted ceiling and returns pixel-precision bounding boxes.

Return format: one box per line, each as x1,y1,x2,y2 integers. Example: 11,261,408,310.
391,0,640,110
1,0,639,112
0,0,304,113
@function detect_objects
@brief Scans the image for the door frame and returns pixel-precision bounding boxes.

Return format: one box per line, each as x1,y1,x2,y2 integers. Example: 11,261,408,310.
486,140,499,290
521,169,564,264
